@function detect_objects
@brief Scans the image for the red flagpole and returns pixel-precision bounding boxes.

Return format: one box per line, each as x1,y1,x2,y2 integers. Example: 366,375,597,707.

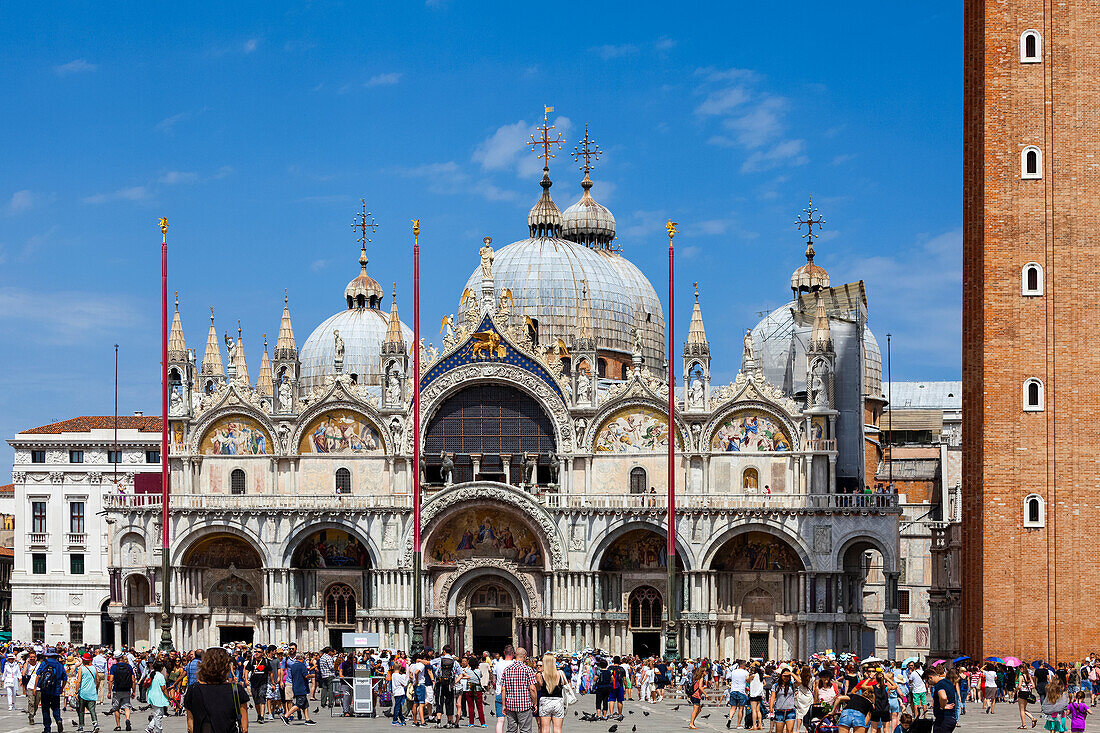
158,218,173,650
411,220,424,655
666,222,679,660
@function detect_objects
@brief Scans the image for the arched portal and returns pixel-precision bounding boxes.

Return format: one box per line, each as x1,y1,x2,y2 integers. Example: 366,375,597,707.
182,534,263,569
628,585,663,657
710,531,805,661
466,581,515,654
424,384,557,485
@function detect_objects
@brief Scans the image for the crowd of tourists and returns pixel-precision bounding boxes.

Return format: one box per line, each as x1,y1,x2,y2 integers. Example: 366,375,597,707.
0,642,1095,733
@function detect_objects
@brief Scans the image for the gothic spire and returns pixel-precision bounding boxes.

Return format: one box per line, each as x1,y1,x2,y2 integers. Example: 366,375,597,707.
810,293,833,352
256,334,273,396
201,307,224,376
233,322,250,385
168,292,187,362
275,289,298,360
384,283,405,349
576,280,594,343
685,282,709,355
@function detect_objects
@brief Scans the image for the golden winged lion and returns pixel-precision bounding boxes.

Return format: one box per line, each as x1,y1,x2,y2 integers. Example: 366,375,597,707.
470,331,507,360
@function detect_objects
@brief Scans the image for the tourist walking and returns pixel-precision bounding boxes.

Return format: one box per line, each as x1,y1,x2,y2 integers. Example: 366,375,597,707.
493,646,516,733
144,661,169,733
1041,680,1069,733
499,648,538,733
183,647,250,733
1019,665,1039,729
929,666,958,733
770,665,799,733
688,667,707,730
75,653,101,733
36,648,68,733
3,652,18,710
535,653,565,733
983,664,1000,715
281,652,315,725
391,660,409,726
108,650,137,731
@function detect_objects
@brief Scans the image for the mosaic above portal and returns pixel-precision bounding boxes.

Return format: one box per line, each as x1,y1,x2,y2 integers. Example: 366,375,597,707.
200,416,272,455
710,410,792,452
428,506,544,567
298,410,385,454
593,406,681,453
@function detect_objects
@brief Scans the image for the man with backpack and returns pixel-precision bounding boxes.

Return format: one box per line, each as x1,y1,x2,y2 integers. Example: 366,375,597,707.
432,645,459,728
608,656,627,720
108,650,137,731
317,648,335,712
34,648,67,733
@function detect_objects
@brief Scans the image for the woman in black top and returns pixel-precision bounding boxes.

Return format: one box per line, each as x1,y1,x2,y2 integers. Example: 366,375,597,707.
594,659,612,720
867,671,897,733
184,648,250,733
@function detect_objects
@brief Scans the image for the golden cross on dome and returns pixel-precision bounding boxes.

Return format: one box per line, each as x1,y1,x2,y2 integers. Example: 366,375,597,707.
796,196,825,245
528,105,565,168
572,124,601,174
352,198,379,248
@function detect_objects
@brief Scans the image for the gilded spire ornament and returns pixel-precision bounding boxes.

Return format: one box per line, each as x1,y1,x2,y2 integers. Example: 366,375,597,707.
796,196,825,261
528,105,566,171
572,125,602,177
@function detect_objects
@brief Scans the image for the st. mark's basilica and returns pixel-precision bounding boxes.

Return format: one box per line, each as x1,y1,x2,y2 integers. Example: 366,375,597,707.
98,121,901,661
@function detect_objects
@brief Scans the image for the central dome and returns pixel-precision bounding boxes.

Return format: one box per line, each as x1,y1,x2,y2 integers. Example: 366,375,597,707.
462,236,666,372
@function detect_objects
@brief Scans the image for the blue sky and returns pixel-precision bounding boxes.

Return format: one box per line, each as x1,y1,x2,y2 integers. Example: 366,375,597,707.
0,1,961,469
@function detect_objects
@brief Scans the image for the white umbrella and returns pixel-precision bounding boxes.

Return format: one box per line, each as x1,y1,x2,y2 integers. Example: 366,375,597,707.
862,656,883,665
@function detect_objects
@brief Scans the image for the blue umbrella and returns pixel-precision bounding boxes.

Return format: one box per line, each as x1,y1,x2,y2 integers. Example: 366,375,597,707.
953,656,970,664
1031,661,1045,669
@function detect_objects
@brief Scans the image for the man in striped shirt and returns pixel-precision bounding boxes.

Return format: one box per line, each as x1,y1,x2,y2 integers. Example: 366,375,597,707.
318,648,336,710
499,648,537,733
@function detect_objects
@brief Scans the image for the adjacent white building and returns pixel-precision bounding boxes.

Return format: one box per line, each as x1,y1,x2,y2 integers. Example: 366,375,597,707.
8,415,162,646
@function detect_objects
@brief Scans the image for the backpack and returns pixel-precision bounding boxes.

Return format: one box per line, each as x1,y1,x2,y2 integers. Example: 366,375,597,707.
39,661,59,695
439,657,456,686
611,666,623,690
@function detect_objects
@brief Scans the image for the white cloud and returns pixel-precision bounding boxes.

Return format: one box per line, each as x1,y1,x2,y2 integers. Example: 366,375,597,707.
156,112,190,134
7,190,36,214
473,117,572,179
82,186,150,205
158,171,199,185
741,139,808,173
695,87,750,116
366,72,402,87
397,161,521,202
243,38,259,53
0,286,142,344
55,59,97,75
831,153,857,165
656,37,676,51
310,259,329,271
593,44,638,59
723,96,788,148
620,209,668,240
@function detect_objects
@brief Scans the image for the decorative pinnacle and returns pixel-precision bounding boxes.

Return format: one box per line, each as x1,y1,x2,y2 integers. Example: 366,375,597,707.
528,106,566,170
237,320,242,339
796,196,825,260
174,291,179,311
572,124,602,177
666,220,679,242
158,217,168,237
411,219,420,239
284,288,288,305
693,281,699,301
392,282,397,304
263,333,268,350
209,306,214,324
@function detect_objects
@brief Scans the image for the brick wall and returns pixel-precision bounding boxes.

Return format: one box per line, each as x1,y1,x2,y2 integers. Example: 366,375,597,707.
964,0,1100,660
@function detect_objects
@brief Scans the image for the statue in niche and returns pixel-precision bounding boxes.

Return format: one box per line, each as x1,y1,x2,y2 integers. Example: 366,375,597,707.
440,451,455,487
548,452,560,486
523,453,539,487
385,367,402,405
278,378,292,411
812,362,829,407
689,377,704,408
169,388,185,416
577,369,592,404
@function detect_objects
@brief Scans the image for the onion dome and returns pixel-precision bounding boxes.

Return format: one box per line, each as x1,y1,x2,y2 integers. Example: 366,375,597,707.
528,168,563,238
561,171,616,248
790,241,831,296
345,245,385,309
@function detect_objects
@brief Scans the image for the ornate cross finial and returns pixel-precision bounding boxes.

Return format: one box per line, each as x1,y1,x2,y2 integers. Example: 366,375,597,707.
237,320,242,339
572,124,601,175
392,282,397,304
210,306,214,323
263,333,268,350
528,106,565,169
693,281,699,301
174,291,179,310
796,196,825,247
352,198,379,248
284,288,288,305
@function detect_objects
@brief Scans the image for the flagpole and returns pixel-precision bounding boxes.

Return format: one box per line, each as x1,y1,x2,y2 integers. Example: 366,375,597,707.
158,217,174,651
665,221,680,661
411,219,424,657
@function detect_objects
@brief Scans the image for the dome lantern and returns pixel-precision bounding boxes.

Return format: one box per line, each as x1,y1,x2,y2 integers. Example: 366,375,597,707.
791,197,830,297
561,125,616,248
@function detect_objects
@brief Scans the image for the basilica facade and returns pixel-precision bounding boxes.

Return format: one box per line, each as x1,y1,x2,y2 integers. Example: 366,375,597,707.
100,150,901,660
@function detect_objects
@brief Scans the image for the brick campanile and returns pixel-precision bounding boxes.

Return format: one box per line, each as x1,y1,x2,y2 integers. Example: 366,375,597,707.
964,0,1100,660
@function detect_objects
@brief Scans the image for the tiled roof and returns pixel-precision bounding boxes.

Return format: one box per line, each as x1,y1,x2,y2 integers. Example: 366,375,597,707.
0,547,14,558
20,416,161,434
885,381,962,410
0,484,12,493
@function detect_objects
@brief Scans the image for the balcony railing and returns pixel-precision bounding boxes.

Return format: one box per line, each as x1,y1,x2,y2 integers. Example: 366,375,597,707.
28,532,49,547
104,489,897,513
800,438,838,452
66,532,87,546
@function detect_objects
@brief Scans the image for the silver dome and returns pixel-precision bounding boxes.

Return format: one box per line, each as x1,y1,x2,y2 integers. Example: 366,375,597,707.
561,175,616,248
750,299,881,398
300,308,412,390
463,236,666,369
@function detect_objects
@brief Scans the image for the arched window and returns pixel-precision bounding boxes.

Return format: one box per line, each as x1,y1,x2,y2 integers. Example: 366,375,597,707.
1022,146,1042,179
743,468,759,491
324,583,356,626
629,586,662,629
230,469,246,495
1023,378,1044,412
1020,30,1041,62
1023,494,1045,528
560,357,571,376
335,467,351,495
597,358,608,378
629,467,648,494
1022,263,1043,296
204,379,216,395
210,576,258,610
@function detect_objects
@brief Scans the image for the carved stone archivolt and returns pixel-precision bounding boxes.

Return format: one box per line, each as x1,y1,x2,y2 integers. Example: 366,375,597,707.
701,398,802,452
413,362,573,455
402,483,566,569
438,558,541,616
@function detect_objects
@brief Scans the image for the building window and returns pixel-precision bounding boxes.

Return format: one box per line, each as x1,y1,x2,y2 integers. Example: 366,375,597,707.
31,451,46,464
69,502,85,534
70,554,85,575
1024,493,1046,528
897,589,911,615
1022,263,1043,296
69,620,83,645
1024,378,1044,411
230,469,246,495
629,467,647,494
1020,30,1041,62
31,619,45,640
69,450,84,464
32,553,46,575
31,502,46,534
324,583,357,626
335,467,352,495
629,585,663,629
1022,146,1042,179
107,451,122,464
146,450,160,464
743,467,760,491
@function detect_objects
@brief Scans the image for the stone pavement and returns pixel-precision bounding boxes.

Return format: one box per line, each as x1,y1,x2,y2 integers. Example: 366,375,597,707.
0,695,1028,733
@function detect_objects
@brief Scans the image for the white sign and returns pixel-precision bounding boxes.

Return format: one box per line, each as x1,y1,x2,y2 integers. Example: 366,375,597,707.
341,632,381,648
